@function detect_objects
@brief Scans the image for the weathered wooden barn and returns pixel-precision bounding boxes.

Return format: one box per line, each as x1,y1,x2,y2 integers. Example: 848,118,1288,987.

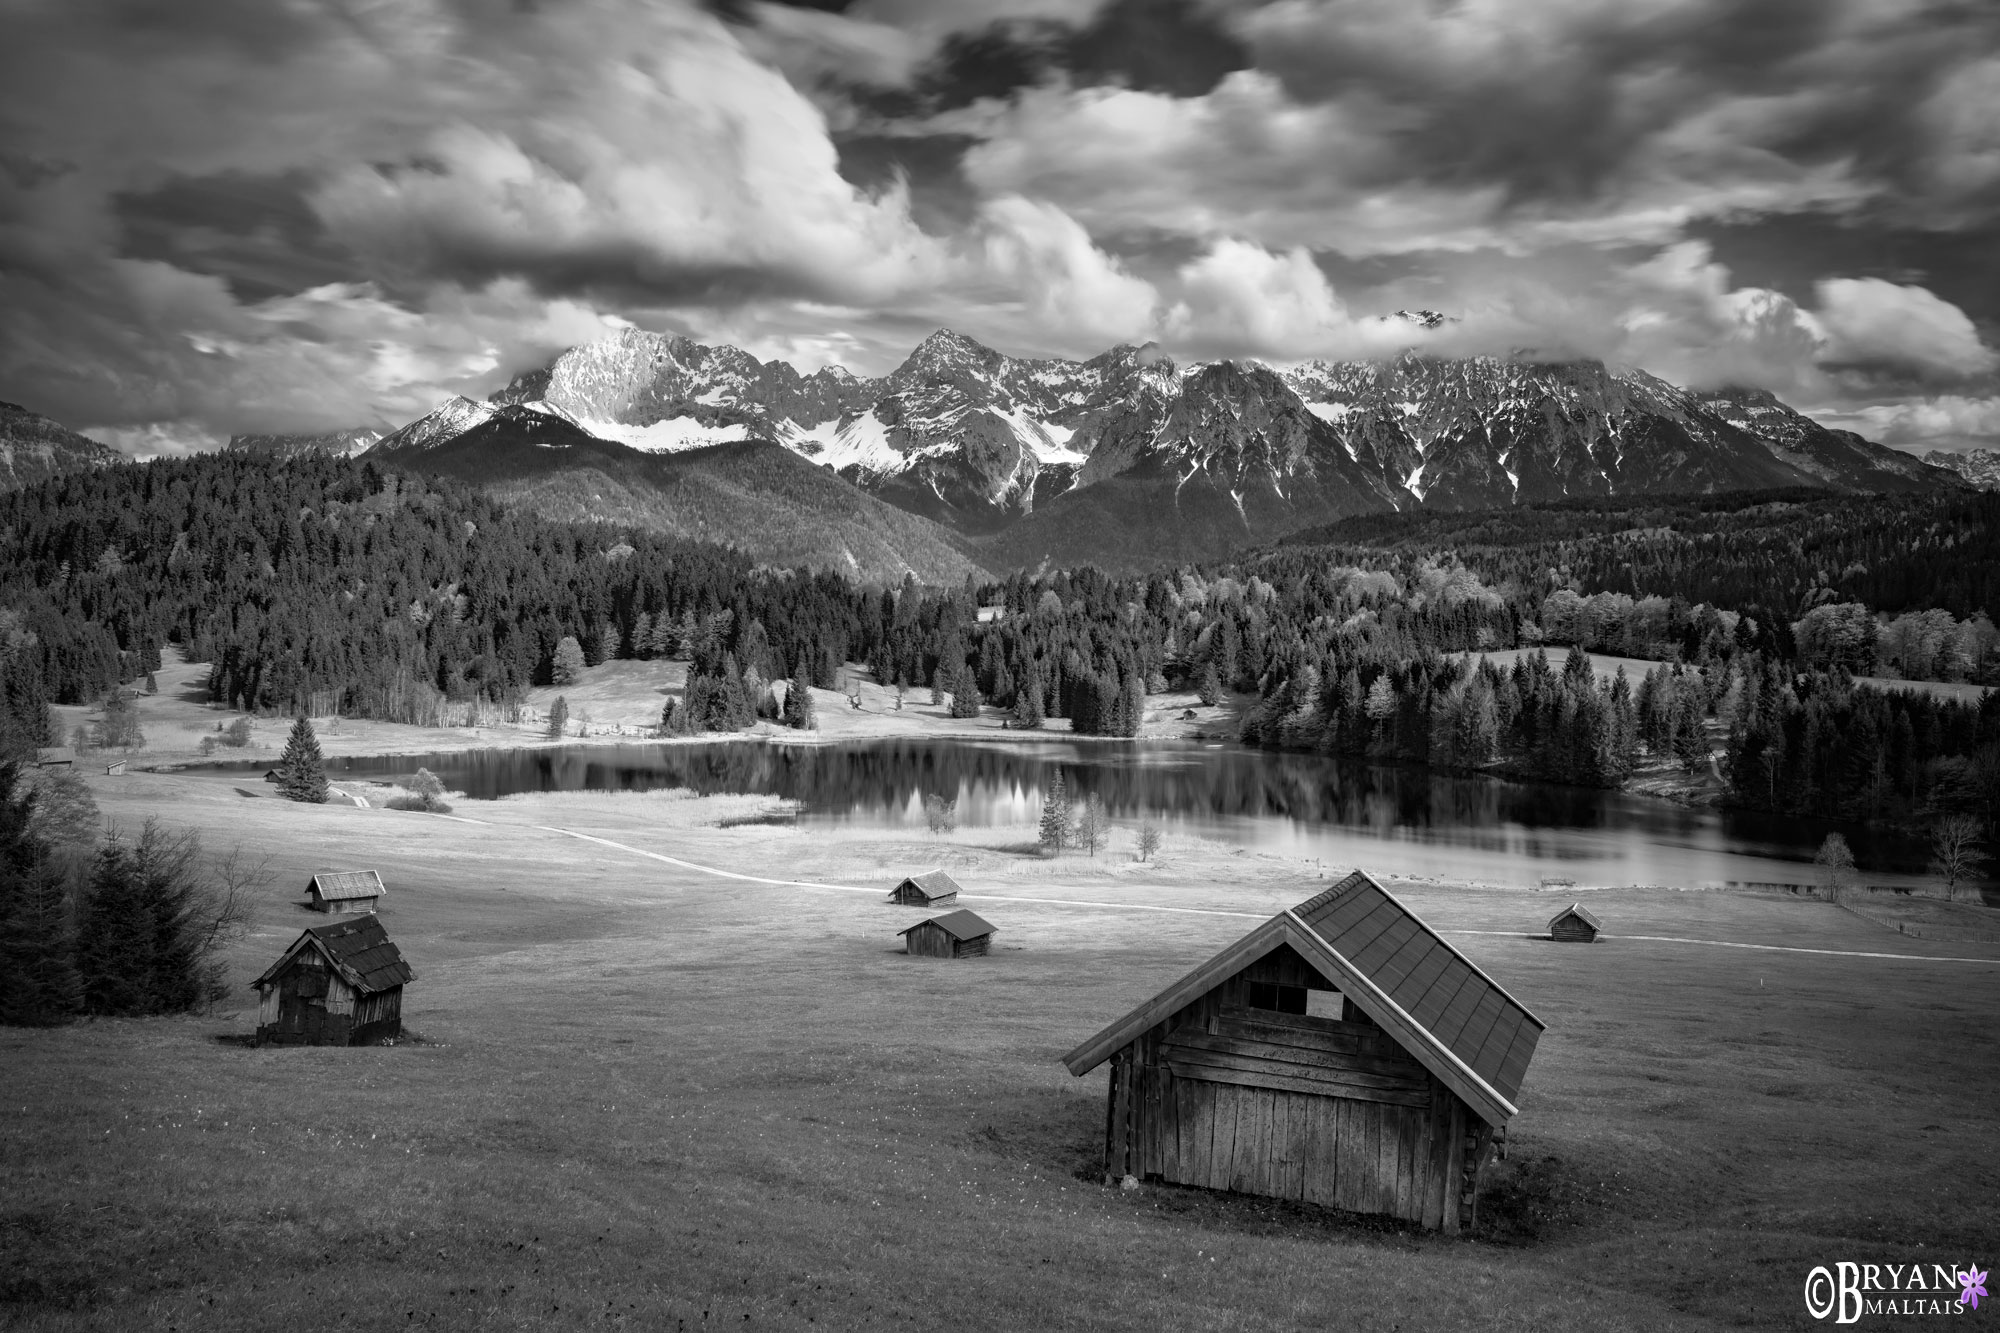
35,747,74,769
1063,871,1544,1233
253,915,413,1046
104,760,126,776
900,909,996,958
1548,903,1601,943
889,870,961,906
306,869,385,914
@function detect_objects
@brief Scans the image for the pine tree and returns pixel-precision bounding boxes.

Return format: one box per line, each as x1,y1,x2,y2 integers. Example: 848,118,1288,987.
1197,661,1222,707
788,669,817,730
949,662,982,719
546,695,569,739
1038,769,1071,856
0,763,83,1025
275,717,329,804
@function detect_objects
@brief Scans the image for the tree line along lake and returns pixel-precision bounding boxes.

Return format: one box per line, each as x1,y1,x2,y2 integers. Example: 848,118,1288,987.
187,737,1969,895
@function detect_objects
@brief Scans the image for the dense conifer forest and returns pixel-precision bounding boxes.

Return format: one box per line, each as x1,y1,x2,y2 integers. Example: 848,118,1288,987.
1,455,1996,835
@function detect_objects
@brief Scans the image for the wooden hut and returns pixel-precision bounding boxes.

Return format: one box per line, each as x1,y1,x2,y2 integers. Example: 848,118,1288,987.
104,760,126,776
306,869,385,914
1547,903,1601,943
889,870,961,907
252,915,413,1046
1062,871,1545,1233
35,747,74,769
900,909,996,959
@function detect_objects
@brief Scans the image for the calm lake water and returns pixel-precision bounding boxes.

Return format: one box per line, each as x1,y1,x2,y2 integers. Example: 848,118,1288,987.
191,738,1959,893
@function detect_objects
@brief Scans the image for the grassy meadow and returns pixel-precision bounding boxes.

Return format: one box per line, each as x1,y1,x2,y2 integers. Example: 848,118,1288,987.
5,765,1999,1332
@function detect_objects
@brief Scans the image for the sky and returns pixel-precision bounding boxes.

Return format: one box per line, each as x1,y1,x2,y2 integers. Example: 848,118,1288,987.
1,0,1996,455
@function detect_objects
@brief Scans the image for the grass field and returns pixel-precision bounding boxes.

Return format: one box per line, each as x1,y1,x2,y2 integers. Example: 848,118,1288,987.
6,769,1999,1331
1463,648,1994,705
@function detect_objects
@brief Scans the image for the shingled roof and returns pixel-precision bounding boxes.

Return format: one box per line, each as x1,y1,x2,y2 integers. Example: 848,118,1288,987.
895,870,961,900
1063,871,1545,1127
1549,903,1601,932
254,916,414,995
898,909,995,942
307,870,385,901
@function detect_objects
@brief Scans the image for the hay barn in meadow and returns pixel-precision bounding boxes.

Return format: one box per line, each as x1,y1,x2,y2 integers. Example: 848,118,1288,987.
1548,904,1601,943
253,915,413,1046
307,869,384,914
1063,871,1544,1233
889,870,961,906
900,909,996,958
35,747,74,768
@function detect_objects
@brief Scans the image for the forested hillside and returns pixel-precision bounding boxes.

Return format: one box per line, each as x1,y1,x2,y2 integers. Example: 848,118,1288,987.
1,456,1995,836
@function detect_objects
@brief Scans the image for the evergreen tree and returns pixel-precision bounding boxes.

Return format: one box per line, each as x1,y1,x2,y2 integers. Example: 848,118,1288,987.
1013,668,1045,729
274,717,329,804
1038,769,1071,856
786,667,817,730
1197,661,1222,707
0,763,83,1025
949,662,982,719
546,695,570,739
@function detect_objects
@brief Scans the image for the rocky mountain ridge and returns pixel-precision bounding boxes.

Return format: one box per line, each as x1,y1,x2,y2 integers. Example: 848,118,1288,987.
0,401,122,491
398,328,1955,565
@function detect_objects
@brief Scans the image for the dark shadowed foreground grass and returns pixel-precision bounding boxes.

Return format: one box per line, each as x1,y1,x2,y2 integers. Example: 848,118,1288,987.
4,779,1997,1331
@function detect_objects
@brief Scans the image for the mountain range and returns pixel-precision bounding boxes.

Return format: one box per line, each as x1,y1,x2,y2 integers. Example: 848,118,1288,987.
371,326,1957,573
2,327,1965,578
1924,449,2000,490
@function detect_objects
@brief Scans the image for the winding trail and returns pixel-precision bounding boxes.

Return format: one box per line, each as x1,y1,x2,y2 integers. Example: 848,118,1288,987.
534,825,2000,963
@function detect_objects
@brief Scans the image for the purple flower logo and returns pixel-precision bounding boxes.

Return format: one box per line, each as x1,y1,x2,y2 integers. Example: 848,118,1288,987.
1962,1267,1988,1311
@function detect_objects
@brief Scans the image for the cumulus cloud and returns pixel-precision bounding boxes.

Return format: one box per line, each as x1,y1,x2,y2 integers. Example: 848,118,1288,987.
1814,277,1999,378
974,195,1159,345
1818,396,2000,451
1161,239,1419,360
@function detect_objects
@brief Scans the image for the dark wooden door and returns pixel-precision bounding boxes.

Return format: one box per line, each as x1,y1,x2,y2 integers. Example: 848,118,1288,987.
278,966,328,1037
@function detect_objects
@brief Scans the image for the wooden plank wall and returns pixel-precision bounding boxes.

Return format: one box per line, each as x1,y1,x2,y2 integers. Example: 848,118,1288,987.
1100,943,1488,1232
1551,918,1596,943
905,924,953,958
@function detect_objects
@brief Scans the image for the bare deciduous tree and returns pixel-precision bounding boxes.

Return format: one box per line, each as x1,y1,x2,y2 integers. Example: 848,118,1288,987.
1137,822,1163,863
1075,793,1106,857
1812,832,1855,897
1929,815,1988,901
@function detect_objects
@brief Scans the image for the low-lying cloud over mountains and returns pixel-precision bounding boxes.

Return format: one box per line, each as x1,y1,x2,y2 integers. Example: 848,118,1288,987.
2,0,1995,458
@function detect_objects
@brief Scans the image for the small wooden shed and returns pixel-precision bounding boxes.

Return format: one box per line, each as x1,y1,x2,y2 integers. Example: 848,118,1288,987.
1548,903,1601,943
104,760,127,776
900,909,996,959
35,747,74,769
1063,871,1545,1233
306,869,385,914
253,915,413,1046
889,870,961,907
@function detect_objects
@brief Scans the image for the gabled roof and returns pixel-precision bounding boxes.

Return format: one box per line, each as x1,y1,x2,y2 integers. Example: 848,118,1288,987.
896,869,961,898
1061,871,1546,1127
255,915,414,995
307,870,385,901
898,909,995,942
36,747,75,765
1549,903,1601,931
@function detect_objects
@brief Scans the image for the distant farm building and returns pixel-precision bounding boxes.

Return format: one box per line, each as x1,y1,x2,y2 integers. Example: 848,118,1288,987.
306,870,385,914
35,747,74,768
889,870,961,907
253,915,413,1046
900,909,996,959
1063,871,1545,1233
104,760,126,776
1548,904,1601,943
976,604,1007,624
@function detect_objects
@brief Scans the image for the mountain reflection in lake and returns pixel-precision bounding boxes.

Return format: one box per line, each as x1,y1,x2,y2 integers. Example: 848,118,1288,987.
202,738,1948,892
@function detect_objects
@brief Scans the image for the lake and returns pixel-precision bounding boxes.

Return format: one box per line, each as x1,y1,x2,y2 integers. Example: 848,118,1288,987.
191,738,1959,893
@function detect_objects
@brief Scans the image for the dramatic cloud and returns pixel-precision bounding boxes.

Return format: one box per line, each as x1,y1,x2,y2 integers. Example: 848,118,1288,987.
1815,277,2000,378
1,0,1995,450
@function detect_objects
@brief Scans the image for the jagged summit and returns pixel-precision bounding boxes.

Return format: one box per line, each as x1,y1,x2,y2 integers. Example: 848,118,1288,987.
363,324,1960,569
